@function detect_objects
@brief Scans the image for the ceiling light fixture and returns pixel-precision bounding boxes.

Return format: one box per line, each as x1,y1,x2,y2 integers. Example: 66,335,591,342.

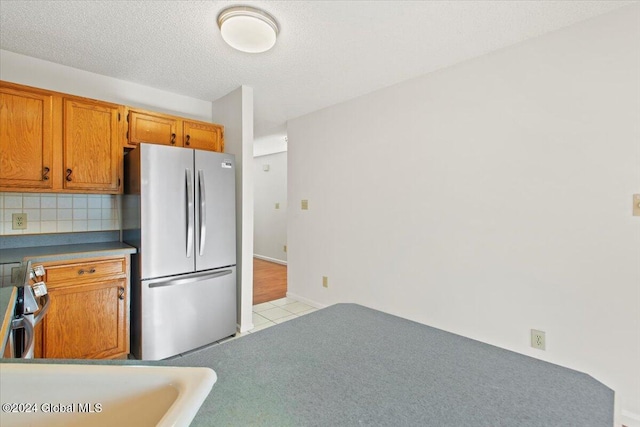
217,6,279,53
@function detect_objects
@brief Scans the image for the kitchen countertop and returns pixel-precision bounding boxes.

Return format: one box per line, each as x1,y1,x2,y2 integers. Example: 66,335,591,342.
0,241,136,264
0,304,615,427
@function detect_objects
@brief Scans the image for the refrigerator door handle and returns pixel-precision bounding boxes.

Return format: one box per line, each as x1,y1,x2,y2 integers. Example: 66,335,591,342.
148,269,233,289
198,169,207,256
186,168,194,258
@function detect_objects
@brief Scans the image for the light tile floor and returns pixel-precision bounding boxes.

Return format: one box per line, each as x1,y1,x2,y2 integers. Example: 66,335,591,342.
248,297,317,333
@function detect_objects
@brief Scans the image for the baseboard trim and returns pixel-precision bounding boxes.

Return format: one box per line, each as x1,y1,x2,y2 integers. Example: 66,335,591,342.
622,409,640,426
237,322,254,333
286,291,327,309
253,254,287,266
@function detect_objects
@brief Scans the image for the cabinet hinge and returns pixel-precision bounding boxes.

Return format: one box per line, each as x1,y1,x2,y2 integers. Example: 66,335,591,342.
126,130,129,139
118,178,121,187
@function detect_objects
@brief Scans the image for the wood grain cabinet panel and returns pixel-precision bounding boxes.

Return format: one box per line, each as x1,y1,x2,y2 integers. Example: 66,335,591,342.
126,108,224,152
183,120,224,152
128,110,180,147
63,98,123,192
44,258,126,285
0,81,124,194
0,83,54,190
43,279,127,359
35,255,130,360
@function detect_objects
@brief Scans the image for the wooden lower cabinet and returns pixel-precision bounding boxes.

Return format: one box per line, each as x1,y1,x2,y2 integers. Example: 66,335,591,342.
35,255,130,359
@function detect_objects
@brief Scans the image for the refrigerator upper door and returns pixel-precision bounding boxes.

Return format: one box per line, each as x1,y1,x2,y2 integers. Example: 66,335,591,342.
195,150,236,271
140,144,195,279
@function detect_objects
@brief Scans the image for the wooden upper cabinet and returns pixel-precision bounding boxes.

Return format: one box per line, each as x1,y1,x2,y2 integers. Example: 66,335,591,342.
0,81,226,193
63,98,122,192
0,83,54,190
0,81,123,194
183,120,224,152
126,108,224,152
128,109,180,147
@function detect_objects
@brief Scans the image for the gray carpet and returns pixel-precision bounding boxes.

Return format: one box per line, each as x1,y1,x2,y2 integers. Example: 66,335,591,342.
167,303,613,426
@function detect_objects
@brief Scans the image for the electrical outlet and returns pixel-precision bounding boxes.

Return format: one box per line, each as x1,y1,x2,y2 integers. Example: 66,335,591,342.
283,245,287,253
322,276,328,288
531,329,546,350
275,202,280,209
301,199,309,210
633,194,640,216
12,213,27,230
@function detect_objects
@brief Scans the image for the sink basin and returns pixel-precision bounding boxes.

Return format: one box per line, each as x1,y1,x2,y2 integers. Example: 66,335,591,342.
0,363,216,427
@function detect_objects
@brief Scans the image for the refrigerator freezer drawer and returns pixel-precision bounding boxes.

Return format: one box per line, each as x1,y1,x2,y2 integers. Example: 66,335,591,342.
137,267,236,360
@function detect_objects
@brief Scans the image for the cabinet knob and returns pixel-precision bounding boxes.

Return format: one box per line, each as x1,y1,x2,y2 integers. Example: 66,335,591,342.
118,287,125,300
65,168,73,182
42,167,50,181
185,135,190,146
171,133,176,145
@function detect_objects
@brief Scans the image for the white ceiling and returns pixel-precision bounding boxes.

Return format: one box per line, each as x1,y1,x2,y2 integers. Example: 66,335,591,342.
0,1,633,139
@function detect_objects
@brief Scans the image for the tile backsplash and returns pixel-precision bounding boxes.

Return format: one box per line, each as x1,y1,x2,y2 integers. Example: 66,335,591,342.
0,262,21,288
0,193,120,235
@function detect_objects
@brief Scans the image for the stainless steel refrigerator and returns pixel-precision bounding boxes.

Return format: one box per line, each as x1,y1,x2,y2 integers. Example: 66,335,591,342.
123,143,236,360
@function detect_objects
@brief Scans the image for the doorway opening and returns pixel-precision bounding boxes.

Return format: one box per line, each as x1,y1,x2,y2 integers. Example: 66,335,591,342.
253,258,287,305
253,133,288,305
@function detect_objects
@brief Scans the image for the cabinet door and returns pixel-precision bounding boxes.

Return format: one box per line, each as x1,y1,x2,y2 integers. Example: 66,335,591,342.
128,110,180,147
183,120,224,152
42,278,128,359
63,98,122,192
0,84,54,190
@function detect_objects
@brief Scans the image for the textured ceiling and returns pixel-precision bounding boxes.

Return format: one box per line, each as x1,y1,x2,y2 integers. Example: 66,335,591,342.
0,0,633,138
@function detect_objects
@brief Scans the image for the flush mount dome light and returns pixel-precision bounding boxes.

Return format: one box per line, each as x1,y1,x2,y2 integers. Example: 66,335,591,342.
217,6,279,53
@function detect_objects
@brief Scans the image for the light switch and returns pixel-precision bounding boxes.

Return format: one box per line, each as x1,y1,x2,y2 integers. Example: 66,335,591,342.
275,202,280,209
263,164,270,172
301,200,309,210
634,194,640,217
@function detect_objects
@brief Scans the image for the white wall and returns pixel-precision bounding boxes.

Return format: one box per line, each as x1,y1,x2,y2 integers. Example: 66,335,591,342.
0,50,213,121
254,152,287,264
254,133,287,157
287,5,640,425
212,86,255,333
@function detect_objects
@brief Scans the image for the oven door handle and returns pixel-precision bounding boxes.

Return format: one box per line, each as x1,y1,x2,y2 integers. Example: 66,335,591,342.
34,294,51,326
11,316,34,359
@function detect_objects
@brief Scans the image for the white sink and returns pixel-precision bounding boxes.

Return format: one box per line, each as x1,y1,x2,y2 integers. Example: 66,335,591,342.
0,363,216,427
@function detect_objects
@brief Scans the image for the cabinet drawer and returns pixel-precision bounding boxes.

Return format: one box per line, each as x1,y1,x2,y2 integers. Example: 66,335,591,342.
45,258,126,285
